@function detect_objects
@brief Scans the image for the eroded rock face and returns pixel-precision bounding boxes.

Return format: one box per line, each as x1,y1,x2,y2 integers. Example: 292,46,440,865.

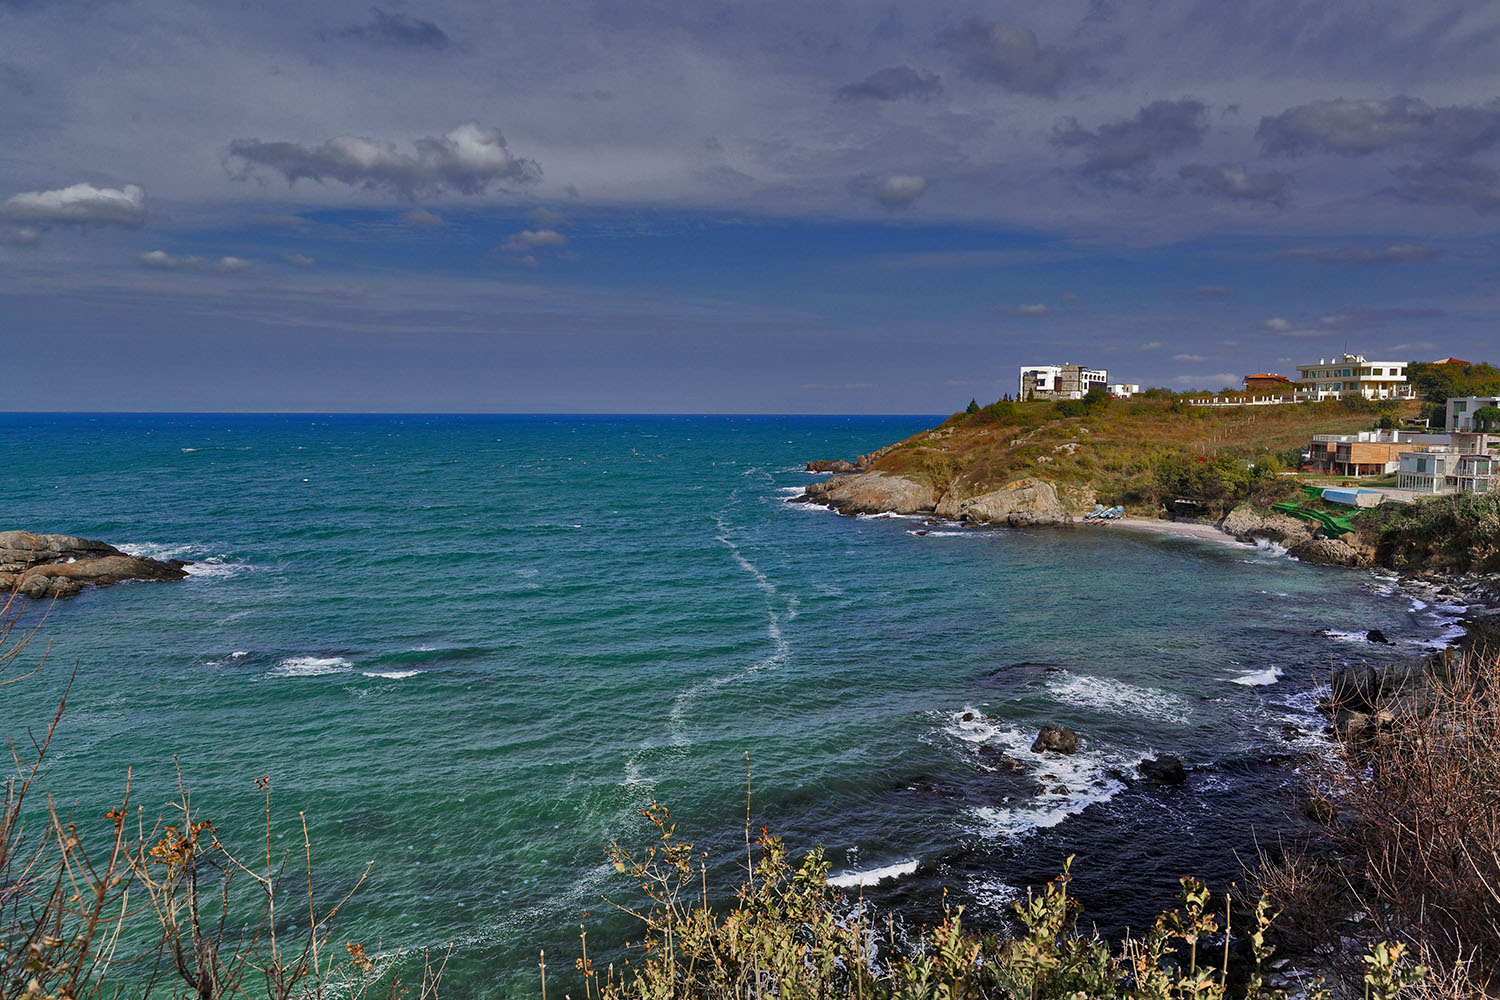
805,459,856,473
798,472,940,516
958,478,1067,527
0,530,189,598
1221,507,1313,545
1287,537,1362,567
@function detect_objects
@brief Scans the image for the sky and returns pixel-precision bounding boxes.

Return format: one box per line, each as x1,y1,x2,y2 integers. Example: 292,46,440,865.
4,1,1500,412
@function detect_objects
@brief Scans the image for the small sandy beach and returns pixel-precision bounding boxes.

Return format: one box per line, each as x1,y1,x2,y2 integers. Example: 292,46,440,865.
1083,516,1245,546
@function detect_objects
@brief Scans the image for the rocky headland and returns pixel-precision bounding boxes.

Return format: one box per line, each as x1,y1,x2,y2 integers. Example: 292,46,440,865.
0,530,189,598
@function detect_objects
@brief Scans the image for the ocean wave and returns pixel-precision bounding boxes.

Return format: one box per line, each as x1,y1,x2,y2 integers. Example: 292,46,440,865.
828,860,918,888
270,656,354,677
183,557,249,580
944,709,1131,841
1252,538,1290,558
1045,673,1192,725
906,529,979,538
118,541,198,561
1231,666,1282,686
361,669,425,680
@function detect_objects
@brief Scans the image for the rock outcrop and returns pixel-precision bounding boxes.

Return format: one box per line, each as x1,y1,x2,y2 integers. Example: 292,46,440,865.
0,531,189,598
955,478,1068,527
805,459,857,474
1220,506,1366,567
1138,754,1187,785
1031,724,1079,755
797,472,939,516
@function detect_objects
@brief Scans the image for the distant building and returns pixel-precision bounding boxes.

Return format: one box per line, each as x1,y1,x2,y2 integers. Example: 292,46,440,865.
1294,354,1413,401
1107,383,1139,398
1306,428,1450,477
1447,396,1500,432
1396,432,1498,495
1019,364,1108,401
1243,373,1294,393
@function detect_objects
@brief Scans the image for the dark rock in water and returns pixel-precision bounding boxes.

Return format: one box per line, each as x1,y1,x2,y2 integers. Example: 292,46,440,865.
1105,767,1129,783
1031,724,1078,755
1138,754,1187,785
1303,796,1338,824
0,530,189,598
806,458,856,473
914,529,929,536
1281,723,1303,741
961,711,977,722
1366,629,1391,645
1049,784,1069,795
974,745,1025,772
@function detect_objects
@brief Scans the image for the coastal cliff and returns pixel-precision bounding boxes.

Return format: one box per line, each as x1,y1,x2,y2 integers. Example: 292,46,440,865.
0,530,189,597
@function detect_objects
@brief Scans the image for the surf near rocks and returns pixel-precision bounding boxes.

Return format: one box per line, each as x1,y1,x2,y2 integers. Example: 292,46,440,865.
0,530,189,598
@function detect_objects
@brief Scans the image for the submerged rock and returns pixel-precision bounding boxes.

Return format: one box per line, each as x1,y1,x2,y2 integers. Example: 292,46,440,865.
1365,628,1391,645
1031,724,1079,755
0,530,189,598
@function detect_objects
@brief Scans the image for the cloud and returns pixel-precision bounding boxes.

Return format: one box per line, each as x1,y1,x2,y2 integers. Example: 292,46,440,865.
403,207,446,228
141,250,252,273
0,182,146,227
342,7,450,50
1392,159,1500,212
1170,373,1241,388
1054,100,1208,182
940,20,1073,95
227,123,539,197
502,228,567,252
1178,163,1291,205
837,66,943,102
1196,285,1233,297
1139,341,1163,350
1,226,39,246
282,252,315,267
1173,353,1207,361
994,303,1049,316
1258,96,1500,157
1273,243,1439,265
874,174,927,208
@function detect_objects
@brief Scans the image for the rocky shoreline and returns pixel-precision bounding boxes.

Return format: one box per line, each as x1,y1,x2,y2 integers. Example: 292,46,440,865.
0,530,190,598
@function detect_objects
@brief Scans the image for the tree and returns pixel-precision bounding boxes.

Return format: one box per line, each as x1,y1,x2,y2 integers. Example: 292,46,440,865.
1473,405,1500,432
965,399,980,414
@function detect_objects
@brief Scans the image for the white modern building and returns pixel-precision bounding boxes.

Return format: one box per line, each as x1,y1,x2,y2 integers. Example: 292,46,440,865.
1447,396,1500,432
1019,364,1108,401
1107,383,1140,398
1294,354,1414,401
1396,432,1498,494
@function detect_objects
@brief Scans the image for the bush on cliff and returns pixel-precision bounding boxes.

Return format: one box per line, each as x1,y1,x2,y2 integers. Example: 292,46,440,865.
1355,492,1500,573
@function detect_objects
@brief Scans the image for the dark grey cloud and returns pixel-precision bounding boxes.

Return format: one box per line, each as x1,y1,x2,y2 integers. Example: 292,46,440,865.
837,66,943,102
1054,99,1208,181
0,182,146,227
939,20,1074,95
227,123,539,197
1258,96,1500,157
342,7,449,50
1178,163,1291,205
1392,159,1500,212
1273,243,1440,265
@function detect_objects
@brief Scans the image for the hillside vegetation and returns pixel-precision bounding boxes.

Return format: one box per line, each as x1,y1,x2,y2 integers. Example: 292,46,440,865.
866,394,1416,515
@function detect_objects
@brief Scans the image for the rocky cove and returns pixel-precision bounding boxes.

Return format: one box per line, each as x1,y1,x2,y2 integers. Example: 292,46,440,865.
0,530,190,598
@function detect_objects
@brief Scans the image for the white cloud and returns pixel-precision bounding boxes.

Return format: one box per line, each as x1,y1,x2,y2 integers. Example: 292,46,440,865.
404,207,446,228
1264,317,1291,331
502,228,567,252
141,250,252,273
875,175,927,208
1172,353,1208,361
282,252,315,267
994,303,1049,316
1,183,146,227
1,226,40,246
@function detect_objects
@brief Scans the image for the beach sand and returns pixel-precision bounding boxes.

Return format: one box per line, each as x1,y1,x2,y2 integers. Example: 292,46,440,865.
1084,516,1245,546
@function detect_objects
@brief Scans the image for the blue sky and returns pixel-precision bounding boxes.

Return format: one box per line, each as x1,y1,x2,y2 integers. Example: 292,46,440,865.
4,1,1500,411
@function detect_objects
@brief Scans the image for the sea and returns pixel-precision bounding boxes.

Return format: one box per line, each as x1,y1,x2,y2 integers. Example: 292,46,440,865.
0,414,1467,997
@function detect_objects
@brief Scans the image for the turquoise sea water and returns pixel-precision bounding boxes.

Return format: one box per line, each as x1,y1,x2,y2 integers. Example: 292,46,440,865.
0,414,1461,996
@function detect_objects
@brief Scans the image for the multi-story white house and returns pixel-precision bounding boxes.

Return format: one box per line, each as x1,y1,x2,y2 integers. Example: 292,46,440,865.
1447,395,1500,432
1396,432,1498,494
1018,364,1107,401
1294,354,1413,401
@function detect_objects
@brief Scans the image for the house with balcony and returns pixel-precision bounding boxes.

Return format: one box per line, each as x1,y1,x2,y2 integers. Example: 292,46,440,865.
1293,354,1414,401
1396,432,1499,494
1019,364,1108,401
1306,428,1450,476
1446,395,1500,432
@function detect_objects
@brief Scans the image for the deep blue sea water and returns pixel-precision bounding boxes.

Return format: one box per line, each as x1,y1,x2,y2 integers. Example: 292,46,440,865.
0,414,1463,997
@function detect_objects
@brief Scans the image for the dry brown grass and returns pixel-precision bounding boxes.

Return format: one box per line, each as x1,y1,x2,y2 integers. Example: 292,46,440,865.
872,397,1416,508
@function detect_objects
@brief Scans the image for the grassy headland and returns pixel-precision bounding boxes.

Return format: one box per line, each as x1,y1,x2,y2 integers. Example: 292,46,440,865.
863,394,1416,516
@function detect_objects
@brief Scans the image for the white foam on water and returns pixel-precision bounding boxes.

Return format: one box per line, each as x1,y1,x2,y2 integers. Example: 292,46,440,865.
1232,666,1282,686
1320,629,1369,643
828,860,918,888
1252,538,1290,557
118,541,198,561
1045,672,1192,725
180,447,197,452
967,875,1020,912
183,557,248,580
270,656,354,678
858,511,923,520
944,709,1131,841
907,529,979,538
776,486,806,497
230,650,248,658
361,669,425,680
